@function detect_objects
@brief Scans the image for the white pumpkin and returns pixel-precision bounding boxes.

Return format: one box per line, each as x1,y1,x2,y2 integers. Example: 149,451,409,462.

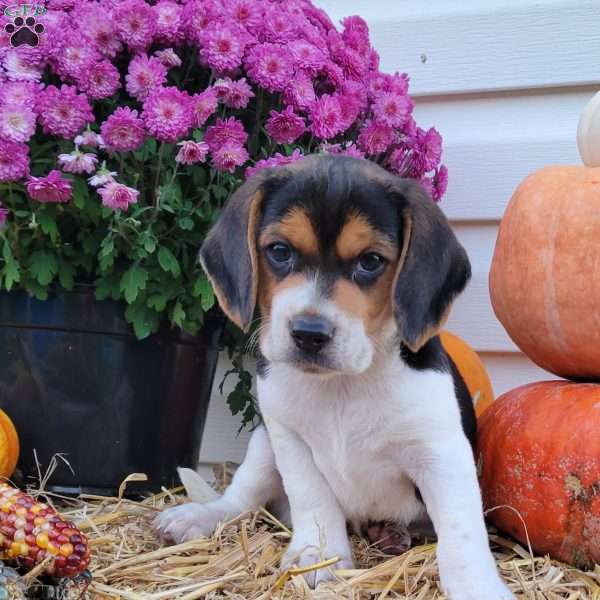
577,90,600,167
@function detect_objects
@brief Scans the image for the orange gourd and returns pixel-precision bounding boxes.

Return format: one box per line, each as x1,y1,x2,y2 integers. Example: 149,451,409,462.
477,381,600,568
0,409,19,479
440,330,494,417
489,165,600,378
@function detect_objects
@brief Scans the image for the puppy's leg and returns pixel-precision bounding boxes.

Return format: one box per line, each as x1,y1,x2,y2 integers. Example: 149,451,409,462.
154,425,281,544
406,436,515,600
265,416,354,587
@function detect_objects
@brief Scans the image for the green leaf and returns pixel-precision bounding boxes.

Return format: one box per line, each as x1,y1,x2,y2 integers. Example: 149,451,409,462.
37,211,59,243
100,235,114,257
125,302,160,339
147,292,169,312
171,301,185,327
192,275,215,311
96,276,120,301
72,177,90,210
57,259,75,290
157,246,181,277
143,234,157,253
120,264,149,304
192,129,204,142
26,281,49,300
1,243,20,290
28,250,58,286
177,216,194,231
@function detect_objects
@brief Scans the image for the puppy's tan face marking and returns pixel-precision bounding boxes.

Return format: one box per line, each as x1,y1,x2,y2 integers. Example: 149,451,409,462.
332,214,399,336
335,214,395,263
261,207,319,258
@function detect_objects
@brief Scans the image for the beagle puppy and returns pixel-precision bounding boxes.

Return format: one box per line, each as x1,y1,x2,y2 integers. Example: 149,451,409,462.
154,155,514,600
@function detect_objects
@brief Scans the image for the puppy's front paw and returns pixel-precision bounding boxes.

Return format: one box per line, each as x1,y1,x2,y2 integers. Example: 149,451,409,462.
281,536,354,588
441,572,514,600
153,501,231,544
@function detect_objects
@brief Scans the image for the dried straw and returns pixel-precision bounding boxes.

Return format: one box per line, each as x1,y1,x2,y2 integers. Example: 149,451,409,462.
17,468,600,599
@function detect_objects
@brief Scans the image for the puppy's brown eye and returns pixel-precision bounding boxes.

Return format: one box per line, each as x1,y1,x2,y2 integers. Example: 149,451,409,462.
357,252,386,274
266,243,292,265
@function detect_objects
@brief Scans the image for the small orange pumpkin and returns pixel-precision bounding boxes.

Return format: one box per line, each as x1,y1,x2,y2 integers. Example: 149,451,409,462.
0,409,19,479
440,330,494,417
477,381,600,568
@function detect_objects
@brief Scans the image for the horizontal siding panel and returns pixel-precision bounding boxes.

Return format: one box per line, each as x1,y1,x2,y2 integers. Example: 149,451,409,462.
316,0,600,95
413,89,590,221
481,352,560,397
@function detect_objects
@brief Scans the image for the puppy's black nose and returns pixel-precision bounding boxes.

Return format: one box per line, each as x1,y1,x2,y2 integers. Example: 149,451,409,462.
290,315,334,354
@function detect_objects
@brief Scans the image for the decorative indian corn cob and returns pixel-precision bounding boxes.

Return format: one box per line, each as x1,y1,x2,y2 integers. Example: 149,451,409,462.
0,483,90,577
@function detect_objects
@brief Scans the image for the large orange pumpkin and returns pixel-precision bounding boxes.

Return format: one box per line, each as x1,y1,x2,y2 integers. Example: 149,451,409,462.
0,409,19,479
489,166,600,379
477,381,600,568
440,331,494,417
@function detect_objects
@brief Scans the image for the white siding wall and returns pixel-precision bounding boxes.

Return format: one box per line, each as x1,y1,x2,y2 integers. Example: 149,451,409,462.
198,0,600,471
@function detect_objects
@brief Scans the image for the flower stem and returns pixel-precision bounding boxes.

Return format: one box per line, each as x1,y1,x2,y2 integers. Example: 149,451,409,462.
154,143,165,208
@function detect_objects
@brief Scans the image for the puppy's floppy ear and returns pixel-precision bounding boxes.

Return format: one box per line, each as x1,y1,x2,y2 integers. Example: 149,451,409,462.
392,180,471,351
199,173,269,331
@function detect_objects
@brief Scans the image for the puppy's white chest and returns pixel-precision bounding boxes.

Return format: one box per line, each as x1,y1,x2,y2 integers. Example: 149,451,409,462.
258,363,432,523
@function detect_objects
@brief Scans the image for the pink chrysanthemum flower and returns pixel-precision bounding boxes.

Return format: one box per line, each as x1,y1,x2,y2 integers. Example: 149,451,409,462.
142,87,193,143
266,107,305,144
211,143,249,173
0,103,36,142
245,149,304,179
126,54,167,102
0,203,8,228
372,91,413,128
341,15,371,55
101,107,145,152
204,117,248,152
37,85,94,139
369,72,409,99
52,40,99,82
79,5,122,58
357,120,396,156
154,48,182,68
310,94,343,140
261,7,298,43
283,71,316,110
98,181,139,211
0,140,29,182
75,2,122,58
431,165,448,201
58,149,99,174
191,88,218,128
336,93,361,131
323,142,365,159
154,1,184,45
411,127,443,172
200,25,246,74
0,81,39,110
289,40,326,74
26,170,72,203
114,0,158,52
2,49,43,82
227,0,262,31
181,0,218,45
175,140,209,165
213,78,254,109
245,43,294,93
79,60,121,101
74,129,104,148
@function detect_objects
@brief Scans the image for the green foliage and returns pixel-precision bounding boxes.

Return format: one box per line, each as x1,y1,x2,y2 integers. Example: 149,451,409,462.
0,135,265,424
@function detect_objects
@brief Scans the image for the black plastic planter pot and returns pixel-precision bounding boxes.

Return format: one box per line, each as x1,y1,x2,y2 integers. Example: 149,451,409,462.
0,288,223,495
